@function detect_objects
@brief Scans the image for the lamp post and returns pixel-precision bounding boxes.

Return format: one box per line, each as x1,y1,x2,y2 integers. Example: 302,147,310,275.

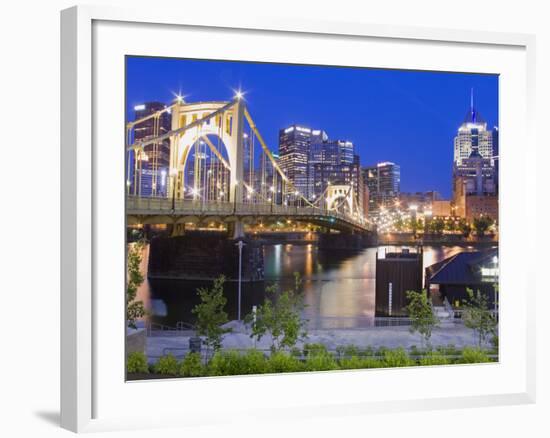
235,239,246,322
270,186,275,213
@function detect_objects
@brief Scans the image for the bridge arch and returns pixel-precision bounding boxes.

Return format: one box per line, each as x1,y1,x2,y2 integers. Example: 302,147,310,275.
326,184,355,215
170,101,244,202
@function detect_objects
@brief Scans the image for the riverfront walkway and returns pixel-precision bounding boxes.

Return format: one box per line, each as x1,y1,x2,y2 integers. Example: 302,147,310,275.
145,322,491,360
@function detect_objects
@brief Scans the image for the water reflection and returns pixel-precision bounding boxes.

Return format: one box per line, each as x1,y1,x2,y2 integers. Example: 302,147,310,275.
136,243,478,329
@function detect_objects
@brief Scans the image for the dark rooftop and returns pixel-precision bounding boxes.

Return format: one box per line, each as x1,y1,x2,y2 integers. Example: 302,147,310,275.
426,248,498,285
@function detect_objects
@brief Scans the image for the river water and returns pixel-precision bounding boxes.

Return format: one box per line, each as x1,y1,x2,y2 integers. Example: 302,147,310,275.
136,243,485,329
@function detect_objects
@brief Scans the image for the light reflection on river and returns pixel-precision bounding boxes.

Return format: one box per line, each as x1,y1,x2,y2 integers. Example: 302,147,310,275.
136,243,481,329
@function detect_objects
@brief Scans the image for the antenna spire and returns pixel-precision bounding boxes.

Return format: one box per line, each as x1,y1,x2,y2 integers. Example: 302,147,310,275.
470,88,474,112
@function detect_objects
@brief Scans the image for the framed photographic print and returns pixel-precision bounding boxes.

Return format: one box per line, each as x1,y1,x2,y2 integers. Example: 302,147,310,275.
61,5,536,433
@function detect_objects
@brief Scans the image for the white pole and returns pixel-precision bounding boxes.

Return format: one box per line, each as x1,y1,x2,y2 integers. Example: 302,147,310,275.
236,240,245,321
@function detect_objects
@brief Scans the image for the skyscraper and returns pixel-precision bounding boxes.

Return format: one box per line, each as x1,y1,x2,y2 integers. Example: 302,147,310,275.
278,125,314,198
362,162,401,215
452,95,498,222
131,102,171,197
279,124,363,212
453,91,493,166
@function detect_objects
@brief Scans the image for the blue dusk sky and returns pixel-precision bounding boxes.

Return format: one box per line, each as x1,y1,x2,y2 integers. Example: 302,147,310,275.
126,56,498,199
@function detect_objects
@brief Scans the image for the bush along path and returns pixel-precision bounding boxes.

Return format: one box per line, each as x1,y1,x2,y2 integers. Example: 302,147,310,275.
126,344,497,380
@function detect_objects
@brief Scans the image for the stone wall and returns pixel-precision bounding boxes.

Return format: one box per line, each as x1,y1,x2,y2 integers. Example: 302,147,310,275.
126,328,146,355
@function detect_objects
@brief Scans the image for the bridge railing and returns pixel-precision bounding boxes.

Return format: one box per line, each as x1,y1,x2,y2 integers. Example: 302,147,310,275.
126,196,369,229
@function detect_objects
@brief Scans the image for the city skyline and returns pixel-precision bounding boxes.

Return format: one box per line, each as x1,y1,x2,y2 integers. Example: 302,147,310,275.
126,56,499,198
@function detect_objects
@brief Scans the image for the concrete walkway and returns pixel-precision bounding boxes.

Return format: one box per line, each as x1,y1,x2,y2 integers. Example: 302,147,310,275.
146,322,491,359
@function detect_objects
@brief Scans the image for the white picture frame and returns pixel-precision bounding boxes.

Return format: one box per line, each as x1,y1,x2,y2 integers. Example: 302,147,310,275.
60,4,536,433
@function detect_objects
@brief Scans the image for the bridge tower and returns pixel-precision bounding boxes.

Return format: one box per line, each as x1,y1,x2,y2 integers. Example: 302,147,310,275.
169,99,245,203
326,184,355,214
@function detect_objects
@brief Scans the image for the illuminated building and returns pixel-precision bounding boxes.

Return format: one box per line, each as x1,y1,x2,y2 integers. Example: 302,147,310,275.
131,102,171,197
278,125,314,198
362,162,401,215
453,90,494,166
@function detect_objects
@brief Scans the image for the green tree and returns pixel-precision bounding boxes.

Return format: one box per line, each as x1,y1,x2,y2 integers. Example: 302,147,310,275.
192,276,232,359
394,217,404,232
458,218,472,238
248,272,308,352
405,290,439,349
462,288,497,348
445,220,457,233
430,217,445,235
408,218,421,237
473,215,495,236
127,241,146,329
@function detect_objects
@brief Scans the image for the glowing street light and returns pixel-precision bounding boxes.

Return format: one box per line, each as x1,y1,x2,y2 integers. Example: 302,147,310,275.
234,89,245,100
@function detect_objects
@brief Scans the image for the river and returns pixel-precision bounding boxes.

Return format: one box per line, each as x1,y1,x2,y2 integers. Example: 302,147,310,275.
136,243,488,329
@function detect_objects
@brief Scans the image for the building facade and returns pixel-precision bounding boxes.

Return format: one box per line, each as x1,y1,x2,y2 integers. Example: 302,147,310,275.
452,97,498,223
131,102,171,197
279,125,363,213
362,162,401,215
278,125,314,198
453,98,494,166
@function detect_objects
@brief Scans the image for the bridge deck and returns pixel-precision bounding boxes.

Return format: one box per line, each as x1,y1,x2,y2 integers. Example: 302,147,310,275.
126,196,371,232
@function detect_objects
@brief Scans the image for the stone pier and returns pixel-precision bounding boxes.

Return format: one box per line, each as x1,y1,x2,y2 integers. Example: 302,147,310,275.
317,231,377,250
148,232,264,281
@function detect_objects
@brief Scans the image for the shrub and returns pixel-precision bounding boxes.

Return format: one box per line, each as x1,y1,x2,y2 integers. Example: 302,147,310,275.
153,354,179,375
240,350,269,375
268,352,304,373
436,344,460,356
304,351,339,372
361,346,375,357
127,352,149,374
208,351,244,376
179,352,204,377
336,345,361,358
339,355,383,370
303,343,328,357
460,347,491,364
419,352,450,366
382,348,414,368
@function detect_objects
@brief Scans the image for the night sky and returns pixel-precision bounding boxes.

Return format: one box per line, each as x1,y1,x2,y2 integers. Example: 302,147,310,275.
126,56,498,198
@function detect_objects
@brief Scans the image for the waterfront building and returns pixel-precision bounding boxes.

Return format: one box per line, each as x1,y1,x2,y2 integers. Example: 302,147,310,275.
399,191,441,212
432,200,453,217
425,248,499,309
131,102,171,197
453,184,499,222
375,247,423,317
363,162,401,215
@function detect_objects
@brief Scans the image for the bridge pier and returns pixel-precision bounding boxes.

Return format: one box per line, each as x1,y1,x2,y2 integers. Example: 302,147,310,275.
318,231,377,250
148,233,264,282
227,220,245,240
168,222,186,237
